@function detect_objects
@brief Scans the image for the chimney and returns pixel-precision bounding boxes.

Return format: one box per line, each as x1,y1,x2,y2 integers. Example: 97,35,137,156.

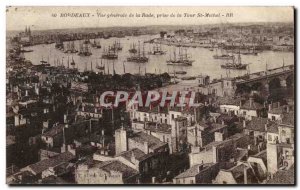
25,90,28,96
95,108,97,113
130,151,136,163
144,141,149,154
240,100,242,107
35,85,39,95
277,102,280,108
265,124,268,132
244,167,248,184
268,104,272,111
64,114,67,124
287,105,290,113
215,132,223,142
249,97,253,108
243,120,246,128
152,177,156,184
198,164,204,172
221,120,225,126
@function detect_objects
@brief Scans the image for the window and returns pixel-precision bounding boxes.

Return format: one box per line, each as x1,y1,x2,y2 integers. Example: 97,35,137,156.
190,180,194,184
268,135,272,141
223,181,227,184
172,114,174,119
282,130,286,136
272,116,276,121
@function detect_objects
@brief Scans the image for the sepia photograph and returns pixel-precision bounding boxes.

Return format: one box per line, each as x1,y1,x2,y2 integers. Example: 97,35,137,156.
5,6,295,185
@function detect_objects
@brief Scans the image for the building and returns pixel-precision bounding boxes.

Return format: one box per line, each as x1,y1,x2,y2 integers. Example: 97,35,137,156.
75,159,139,184
20,152,75,178
214,162,258,184
173,163,219,184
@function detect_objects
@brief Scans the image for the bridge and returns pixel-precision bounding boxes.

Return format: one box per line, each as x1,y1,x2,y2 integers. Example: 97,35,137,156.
234,65,294,92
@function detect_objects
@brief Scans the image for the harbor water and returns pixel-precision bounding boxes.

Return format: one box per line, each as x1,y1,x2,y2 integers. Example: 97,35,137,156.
23,35,294,80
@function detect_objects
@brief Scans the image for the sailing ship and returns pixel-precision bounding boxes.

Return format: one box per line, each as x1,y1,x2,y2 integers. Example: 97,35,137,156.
55,39,64,50
148,43,165,55
221,52,247,70
127,41,149,63
91,39,102,49
111,40,122,51
40,56,47,64
64,41,78,53
240,45,258,55
129,43,137,54
102,46,118,60
70,57,75,66
96,58,105,70
213,48,234,60
78,42,92,56
166,47,194,66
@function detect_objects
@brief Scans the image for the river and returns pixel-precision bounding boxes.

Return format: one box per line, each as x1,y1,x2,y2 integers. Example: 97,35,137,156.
23,35,294,80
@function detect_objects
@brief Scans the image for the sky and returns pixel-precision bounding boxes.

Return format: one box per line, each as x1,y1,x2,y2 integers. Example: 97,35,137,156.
6,6,294,31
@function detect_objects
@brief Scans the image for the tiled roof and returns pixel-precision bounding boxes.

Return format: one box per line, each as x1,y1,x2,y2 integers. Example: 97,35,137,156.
251,150,267,166
267,164,294,184
118,148,151,162
145,122,171,134
27,152,75,175
281,111,294,127
267,123,279,134
42,124,64,138
230,164,247,180
218,97,241,106
130,132,167,150
241,100,264,110
99,160,138,179
174,163,215,179
246,117,269,132
41,175,70,184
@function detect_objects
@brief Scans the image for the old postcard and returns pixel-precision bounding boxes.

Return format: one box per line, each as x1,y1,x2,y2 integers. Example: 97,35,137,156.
6,6,295,185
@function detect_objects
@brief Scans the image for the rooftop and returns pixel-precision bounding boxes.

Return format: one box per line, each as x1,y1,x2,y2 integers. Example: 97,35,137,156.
130,132,167,151
26,152,75,175
266,164,294,184
99,160,139,179
174,163,215,179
